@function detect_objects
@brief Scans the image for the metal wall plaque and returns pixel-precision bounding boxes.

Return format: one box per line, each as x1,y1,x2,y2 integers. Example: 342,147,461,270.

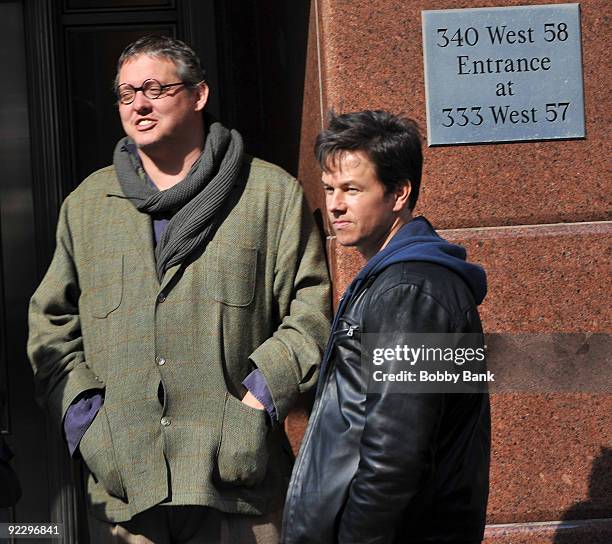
422,4,585,146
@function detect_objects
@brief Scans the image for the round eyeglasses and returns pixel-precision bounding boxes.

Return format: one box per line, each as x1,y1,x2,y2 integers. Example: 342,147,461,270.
116,79,186,105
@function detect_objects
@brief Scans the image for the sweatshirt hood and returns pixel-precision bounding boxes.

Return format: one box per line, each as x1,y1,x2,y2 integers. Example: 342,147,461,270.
353,216,487,305
317,216,487,385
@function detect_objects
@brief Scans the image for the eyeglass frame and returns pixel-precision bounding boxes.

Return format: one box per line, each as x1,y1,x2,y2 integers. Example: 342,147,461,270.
115,78,191,105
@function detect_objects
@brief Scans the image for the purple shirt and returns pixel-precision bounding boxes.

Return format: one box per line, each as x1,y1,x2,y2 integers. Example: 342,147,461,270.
64,390,103,456
63,150,275,456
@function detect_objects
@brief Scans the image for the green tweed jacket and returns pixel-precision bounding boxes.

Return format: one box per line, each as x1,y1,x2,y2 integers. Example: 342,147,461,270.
27,156,331,522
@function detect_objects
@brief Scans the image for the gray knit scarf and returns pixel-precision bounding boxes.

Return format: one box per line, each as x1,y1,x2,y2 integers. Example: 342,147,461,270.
113,122,244,280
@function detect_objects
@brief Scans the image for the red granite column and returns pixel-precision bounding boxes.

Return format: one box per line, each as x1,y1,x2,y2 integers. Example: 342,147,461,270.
292,0,612,542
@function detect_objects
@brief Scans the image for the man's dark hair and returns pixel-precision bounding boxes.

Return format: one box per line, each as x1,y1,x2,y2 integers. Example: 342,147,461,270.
315,110,423,210
114,35,206,92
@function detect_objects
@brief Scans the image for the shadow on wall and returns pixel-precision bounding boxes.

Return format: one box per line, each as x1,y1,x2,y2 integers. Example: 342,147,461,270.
553,446,612,544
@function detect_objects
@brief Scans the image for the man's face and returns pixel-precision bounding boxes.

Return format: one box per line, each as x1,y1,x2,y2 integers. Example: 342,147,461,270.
322,151,408,260
117,54,207,154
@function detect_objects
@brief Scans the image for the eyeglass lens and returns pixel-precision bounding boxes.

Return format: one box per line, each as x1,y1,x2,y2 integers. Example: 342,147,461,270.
117,79,164,104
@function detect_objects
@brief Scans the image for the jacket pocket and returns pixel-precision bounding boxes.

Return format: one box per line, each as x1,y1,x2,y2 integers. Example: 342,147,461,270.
205,242,257,307
90,255,124,318
79,406,126,500
215,392,269,487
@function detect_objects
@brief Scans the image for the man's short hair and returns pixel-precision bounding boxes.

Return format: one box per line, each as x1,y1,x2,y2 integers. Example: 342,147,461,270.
315,110,423,210
114,35,206,92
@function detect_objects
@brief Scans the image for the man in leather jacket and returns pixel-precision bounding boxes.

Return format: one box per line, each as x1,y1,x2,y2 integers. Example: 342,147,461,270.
282,110,490,544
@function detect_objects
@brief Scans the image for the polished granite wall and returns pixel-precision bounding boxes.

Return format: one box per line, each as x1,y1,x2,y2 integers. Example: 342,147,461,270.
288,0,612,542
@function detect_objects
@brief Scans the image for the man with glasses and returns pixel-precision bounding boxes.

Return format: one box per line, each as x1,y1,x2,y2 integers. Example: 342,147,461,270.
28,35,330,543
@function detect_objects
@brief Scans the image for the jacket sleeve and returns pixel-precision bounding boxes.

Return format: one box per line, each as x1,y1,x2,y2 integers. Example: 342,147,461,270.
27,198,105,428
248,180,331,422
337,283,453,544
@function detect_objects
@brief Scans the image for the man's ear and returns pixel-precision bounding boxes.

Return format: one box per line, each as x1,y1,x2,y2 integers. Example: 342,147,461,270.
392,182,411,212
193,82,209,112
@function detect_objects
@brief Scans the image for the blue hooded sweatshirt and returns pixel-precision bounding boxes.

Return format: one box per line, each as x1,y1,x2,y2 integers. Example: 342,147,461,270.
318,216,487,381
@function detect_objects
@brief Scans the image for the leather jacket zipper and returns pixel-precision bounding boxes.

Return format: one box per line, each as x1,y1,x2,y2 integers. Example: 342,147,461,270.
284,323,360,522
287,323,359,501
334,325,360,337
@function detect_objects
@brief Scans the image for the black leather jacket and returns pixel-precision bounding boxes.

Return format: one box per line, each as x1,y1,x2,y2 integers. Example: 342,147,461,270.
282,260,490,544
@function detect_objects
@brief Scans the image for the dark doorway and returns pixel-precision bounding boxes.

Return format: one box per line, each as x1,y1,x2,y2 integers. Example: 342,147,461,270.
0,0,43,530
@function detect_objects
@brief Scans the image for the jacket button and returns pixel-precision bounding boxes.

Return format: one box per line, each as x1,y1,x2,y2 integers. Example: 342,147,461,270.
157,293,166,303
161,416,171,427
156,357,166,366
